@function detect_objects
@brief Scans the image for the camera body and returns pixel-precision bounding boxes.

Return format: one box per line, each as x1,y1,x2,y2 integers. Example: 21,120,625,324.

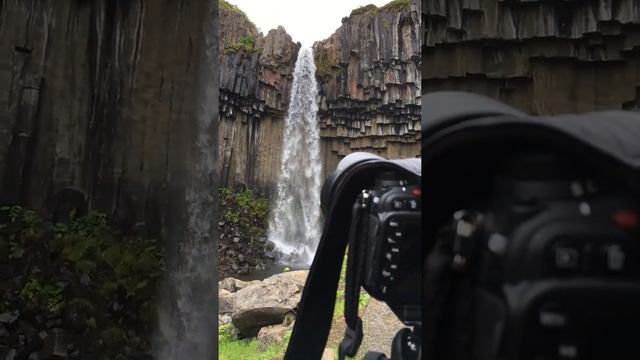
437,154,640,360
361,172,422,325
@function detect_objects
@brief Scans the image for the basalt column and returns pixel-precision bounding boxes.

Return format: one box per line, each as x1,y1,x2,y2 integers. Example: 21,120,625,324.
423,0,640,113
314,0,422,178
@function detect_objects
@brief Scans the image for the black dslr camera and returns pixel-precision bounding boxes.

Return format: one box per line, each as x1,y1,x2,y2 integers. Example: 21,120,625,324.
284,153,421,360
360,171,421,317
422,92,640,360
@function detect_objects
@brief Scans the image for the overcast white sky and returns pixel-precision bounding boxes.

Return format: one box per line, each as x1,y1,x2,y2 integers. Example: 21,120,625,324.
226,0,393,46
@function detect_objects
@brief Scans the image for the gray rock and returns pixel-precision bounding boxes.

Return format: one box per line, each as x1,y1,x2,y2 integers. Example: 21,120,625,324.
257,323,291,350
219,289,234,314
0,311,19,325
231,270,308,337
218,314,232,325
219,277,260,293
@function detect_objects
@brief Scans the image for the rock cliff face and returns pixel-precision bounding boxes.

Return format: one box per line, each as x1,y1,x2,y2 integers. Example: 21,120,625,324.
0,0,219,239
314,0,422,177
423,0,640,113
219,3,300,195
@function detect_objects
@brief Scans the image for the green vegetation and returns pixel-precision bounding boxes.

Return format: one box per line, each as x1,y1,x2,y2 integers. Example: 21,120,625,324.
219,323,292,360
350,4,379,17
219,187,270,241
0,205,164,356
19,277,64,316
349,0,411,18
219,0,255,28
224,35,257,55
380,0,411,12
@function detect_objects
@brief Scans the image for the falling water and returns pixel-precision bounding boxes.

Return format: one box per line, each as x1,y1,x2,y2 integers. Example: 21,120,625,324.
268,47,323,267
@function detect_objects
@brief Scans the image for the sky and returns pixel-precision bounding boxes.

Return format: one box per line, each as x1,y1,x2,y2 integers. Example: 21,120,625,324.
226,0,394,46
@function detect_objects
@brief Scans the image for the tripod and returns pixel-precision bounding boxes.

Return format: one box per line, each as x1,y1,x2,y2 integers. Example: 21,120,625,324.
364,327,421,360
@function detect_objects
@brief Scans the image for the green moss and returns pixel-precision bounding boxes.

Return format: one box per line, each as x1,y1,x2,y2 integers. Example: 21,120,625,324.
350,4,378,17
348,0,411,18
219,0,255,28
380,0,411,12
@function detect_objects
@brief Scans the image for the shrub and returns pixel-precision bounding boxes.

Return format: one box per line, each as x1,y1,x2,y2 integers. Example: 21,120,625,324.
219,188,270,241
224,35,257,55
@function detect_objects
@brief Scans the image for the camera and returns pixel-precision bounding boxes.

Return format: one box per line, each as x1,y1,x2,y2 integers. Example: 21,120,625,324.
422,91,640,360
359,171,421,323
284,152,421,360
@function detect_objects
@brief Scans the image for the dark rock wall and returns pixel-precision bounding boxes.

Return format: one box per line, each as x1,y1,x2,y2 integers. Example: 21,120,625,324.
219,6,300,196
314,0,422,177
423,0,640,114
0,0,219,239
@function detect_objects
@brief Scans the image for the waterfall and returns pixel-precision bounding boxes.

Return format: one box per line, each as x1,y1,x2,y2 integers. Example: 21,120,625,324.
268,47,323,267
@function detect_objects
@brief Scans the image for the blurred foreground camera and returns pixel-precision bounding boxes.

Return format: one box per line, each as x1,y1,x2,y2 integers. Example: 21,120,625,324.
285,152,421,360
422,91,640,360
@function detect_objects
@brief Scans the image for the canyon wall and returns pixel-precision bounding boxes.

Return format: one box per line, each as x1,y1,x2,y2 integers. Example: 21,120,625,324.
0,0,219,240
314,0,422,177
423,0,640,114
218,3,300,196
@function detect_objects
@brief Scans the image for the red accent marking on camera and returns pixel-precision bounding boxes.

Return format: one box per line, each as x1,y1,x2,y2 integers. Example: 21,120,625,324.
412,189,421,197
612,210,639,229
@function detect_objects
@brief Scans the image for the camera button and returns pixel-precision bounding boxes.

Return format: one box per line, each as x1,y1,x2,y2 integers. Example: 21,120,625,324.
557,344,578,359
392,198,405,209
539,310,568,328
604,244,625,271
408,199,418,210
387,237,397,244
554,247,580,270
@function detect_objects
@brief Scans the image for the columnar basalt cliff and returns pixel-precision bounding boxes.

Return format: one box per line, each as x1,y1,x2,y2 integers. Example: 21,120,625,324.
314,0,422,176
423,0,640,114
0,0,219,238
219,2,300,196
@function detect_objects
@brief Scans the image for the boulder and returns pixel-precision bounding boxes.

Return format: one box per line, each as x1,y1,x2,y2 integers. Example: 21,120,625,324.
219,289,234,314
231,270,308,337
256,323,290,350
218,278,260,293
218,314,232,325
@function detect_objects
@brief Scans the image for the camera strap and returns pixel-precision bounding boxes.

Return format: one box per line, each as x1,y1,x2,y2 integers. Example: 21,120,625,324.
283,195,351,360
338,194,369,359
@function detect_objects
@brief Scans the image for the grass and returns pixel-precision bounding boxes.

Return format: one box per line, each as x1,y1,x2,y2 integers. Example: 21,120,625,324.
219,323,291,360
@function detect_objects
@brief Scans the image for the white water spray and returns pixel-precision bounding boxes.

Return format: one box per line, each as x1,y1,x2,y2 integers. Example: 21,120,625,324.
268,47,323,267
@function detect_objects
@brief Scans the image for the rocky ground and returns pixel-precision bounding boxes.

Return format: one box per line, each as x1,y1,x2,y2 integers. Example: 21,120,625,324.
218,271,308,347
218,220,274,279
217,188,275,279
